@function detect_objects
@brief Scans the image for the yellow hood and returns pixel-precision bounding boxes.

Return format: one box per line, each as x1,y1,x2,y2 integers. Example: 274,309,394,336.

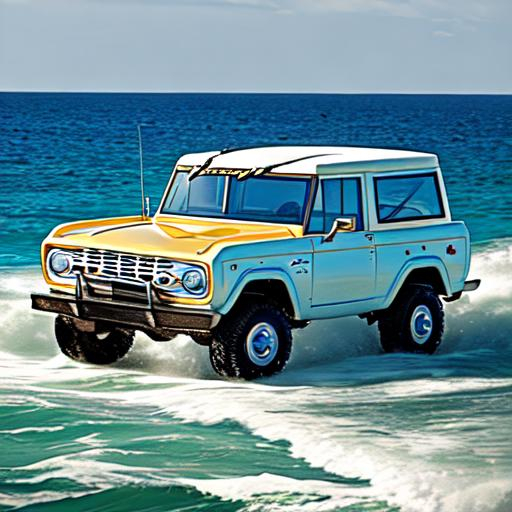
46,215,300,263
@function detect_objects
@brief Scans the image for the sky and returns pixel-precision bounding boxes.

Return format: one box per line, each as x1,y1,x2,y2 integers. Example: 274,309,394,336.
0,0,511,93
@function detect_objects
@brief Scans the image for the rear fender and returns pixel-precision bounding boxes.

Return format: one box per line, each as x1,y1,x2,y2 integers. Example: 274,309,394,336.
382,257,452,309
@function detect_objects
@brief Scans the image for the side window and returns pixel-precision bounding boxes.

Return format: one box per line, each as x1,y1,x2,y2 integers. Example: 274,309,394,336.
374,173,444,223
323,179,342,231
308,178,364,233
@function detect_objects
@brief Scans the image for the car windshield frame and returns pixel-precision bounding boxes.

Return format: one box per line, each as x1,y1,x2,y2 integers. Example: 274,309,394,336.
159,171,313,226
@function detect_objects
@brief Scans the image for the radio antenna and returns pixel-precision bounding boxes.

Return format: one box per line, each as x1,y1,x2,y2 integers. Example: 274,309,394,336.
137,124,149,219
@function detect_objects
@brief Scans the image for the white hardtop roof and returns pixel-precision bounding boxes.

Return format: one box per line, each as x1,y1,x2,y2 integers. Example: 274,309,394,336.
176,146,439,176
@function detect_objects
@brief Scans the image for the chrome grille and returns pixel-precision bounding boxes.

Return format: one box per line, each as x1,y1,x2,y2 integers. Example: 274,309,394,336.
69,248,175,282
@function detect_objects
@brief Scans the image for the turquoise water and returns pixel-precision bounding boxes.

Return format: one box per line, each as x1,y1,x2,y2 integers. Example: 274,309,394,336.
0,93,511,511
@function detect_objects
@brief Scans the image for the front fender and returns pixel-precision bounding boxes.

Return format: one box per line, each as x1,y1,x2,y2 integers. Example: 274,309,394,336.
216,268,303,319
382,256,452,309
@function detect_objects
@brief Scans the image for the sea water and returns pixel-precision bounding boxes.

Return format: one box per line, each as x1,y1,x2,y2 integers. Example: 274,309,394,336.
0,93,511,511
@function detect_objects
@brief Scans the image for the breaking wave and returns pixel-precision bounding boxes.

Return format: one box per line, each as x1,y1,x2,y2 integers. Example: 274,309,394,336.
1,239,511,512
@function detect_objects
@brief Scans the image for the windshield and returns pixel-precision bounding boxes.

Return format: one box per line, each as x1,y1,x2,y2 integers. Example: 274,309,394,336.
161,171,311,224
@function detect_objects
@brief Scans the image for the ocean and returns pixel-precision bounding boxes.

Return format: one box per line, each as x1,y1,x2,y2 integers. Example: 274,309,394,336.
0,92,511,511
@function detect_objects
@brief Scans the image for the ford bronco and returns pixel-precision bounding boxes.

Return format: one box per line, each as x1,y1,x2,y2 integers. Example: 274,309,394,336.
32,146,480,379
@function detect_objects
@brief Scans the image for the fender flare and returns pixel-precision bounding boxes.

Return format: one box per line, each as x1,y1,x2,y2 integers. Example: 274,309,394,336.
382,256,452,309
217,268,302,318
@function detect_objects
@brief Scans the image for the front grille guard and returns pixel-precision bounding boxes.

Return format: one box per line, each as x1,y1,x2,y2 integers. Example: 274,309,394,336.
33,271,220,335
77,272,162,326
70,271,220,332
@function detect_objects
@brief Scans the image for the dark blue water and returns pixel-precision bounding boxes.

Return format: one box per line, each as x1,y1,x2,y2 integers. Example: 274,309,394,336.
0,93,511,512
1,93,511,266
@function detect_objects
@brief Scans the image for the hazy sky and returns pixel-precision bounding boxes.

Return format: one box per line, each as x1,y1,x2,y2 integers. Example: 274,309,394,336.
1,0,511,93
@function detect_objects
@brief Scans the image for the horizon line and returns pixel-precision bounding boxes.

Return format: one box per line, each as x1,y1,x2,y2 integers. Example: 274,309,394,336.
1,90,512,96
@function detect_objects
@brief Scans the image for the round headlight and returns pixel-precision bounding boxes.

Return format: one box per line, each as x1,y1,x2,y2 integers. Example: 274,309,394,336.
49,251,73,275
182,269,205,293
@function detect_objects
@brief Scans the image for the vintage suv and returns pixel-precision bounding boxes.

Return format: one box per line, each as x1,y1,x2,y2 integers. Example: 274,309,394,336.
32,146,480,379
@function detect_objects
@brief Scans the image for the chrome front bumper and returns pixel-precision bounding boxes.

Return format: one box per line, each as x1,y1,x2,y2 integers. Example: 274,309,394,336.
31,273,220,335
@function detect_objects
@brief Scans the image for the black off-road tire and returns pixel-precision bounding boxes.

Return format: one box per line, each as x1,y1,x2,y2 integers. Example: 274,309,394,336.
210,302,292,380
378,285,444,354
55,315,135,365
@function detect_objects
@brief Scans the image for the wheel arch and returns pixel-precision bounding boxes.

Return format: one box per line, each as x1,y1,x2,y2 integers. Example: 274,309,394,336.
383,257,451,309
402,267,448,295
217,269,301,319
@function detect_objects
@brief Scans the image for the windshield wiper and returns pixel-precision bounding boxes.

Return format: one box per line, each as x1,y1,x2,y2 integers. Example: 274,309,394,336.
381,181,424,221
189,147,242,180
190,150,342,181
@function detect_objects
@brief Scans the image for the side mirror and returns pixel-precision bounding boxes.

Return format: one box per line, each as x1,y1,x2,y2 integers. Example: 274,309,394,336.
322,216,356,243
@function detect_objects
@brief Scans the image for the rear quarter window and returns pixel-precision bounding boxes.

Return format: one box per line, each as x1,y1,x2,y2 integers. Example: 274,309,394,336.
374,173,444,223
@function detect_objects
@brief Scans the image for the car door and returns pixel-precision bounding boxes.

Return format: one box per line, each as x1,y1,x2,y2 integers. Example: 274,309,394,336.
309,176,376,307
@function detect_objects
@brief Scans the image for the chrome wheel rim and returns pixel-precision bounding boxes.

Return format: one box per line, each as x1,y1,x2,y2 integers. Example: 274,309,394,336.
246,322,279,366
410,305,433,345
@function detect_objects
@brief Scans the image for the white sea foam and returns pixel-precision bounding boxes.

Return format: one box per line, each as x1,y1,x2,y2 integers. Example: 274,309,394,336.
127,380,512,512
1,241,511,511
3,370,511,512
0,426,64,434
8,447,379,512
178,472,382,511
